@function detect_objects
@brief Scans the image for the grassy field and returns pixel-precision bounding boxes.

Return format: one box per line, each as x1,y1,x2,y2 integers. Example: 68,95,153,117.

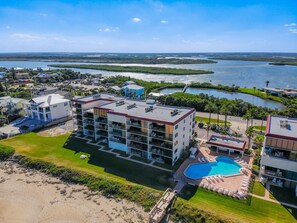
252,181,266,197
270,62,297,66
195,116,231,125
1,132,296,222
238,88,282,102
253,125,266,132
179,185,297,223
49,64,214,75
0,133,172,190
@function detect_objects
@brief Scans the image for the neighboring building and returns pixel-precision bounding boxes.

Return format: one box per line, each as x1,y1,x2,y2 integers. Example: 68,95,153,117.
0,72,6,79
72,94,196,165
0,96,28,115
206,135,246,157
32,86,72,100
15,72,30,80
264,87,297,97
259,115,297,189
23,94,71,122
121,84,144,98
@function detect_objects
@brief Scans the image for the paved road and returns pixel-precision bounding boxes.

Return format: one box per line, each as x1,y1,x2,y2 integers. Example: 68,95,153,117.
196,112,267,141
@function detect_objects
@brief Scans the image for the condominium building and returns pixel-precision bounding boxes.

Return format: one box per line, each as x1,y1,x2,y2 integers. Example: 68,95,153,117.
72,94,196,166
260,115,297,189
23,94,71,122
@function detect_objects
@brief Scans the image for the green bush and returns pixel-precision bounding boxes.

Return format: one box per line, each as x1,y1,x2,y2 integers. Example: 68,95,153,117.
171,200,233,223
0,144,15,160
14,155,160,210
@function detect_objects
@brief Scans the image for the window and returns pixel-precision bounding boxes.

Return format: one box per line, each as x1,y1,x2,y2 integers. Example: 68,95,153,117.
53,105,57,108
183,134,185,138
175,125,178,130
64,102,68,106
175,132,178,138
174,149,178,154
183,127,185,131
184,120,185,123
183,142,185,146
174,140,178,146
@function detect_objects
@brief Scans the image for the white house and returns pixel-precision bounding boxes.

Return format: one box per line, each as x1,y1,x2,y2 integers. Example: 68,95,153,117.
23,94,71,122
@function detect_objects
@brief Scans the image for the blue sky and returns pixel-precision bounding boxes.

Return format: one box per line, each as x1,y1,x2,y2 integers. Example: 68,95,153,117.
0,0,296,52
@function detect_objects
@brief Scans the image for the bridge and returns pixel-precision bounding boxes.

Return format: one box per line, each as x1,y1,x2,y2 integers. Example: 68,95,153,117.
148,188,176,223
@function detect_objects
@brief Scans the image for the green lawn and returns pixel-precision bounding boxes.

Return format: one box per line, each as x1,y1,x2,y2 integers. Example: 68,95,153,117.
253,125,266,132
238,88,282,102
1,132,296,223
0,132,172,190
179,185,297,223
195,116,230,125
252,181,266,197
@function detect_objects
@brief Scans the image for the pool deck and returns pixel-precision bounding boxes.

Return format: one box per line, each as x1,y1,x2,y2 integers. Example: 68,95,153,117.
174,145,254,196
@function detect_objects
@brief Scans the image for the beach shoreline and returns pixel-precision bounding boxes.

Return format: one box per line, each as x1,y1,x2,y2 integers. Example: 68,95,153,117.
0,161,147,223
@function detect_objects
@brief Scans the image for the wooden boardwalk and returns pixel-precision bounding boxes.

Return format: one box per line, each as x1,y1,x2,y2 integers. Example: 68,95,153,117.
149,188,176,223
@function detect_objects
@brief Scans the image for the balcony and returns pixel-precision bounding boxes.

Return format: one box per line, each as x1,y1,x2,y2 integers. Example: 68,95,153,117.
73,103,82,109
85,125,94,131
150,131,173,141
110,136,126,144
150,147,172,158
96,124,107,130
96,130,108,137
128,134,147,144
150,139,173,150
261,153,297,173
128,127,147,136
84,113,94,119
109,130,126,138
84,120,94,125
96,117,107,124
128,142,148,151
109,122,125,130
150,123,166,133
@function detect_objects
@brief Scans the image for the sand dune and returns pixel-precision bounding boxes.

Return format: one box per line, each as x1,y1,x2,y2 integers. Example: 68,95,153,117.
0,161,147,223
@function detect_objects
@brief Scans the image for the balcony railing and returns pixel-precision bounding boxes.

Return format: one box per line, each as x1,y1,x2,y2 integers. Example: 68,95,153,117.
96,131,108,136
150,147,172,158
96,117,107,123
128,135,147,144
128,128,147,136
150,131,173,141
110,137,126,144
128,142,147,151
150,140,173,150
150,124,166,132
109,130,126,137
109,123,126,130
96,124,108,130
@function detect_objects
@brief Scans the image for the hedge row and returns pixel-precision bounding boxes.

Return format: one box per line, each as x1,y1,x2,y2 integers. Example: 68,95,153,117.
0,144,15,160
14,155,160,211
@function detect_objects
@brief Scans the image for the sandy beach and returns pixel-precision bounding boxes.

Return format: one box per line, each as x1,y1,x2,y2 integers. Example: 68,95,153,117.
0,161,148,223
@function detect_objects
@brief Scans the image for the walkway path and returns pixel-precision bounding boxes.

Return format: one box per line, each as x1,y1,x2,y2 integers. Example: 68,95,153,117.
250,193,297,210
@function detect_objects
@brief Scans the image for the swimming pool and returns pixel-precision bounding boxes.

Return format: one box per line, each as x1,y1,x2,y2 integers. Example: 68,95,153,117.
184,156,242,179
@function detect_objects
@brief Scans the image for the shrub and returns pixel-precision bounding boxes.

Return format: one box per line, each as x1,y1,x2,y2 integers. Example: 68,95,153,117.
0,144,15,160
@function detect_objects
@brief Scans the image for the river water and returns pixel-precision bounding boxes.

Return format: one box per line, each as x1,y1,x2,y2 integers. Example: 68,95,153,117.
1,59,297,89
0,59,295,109
159,88,284,110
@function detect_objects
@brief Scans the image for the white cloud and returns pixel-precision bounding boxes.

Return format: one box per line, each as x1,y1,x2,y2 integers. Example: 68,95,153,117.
285,23,296,27
99,27,119,32
40,13,48,17
5,25,11,29
160,20,167,24
289,28,297,34
11,33,42,41
152,37,160,40
132,17,141,22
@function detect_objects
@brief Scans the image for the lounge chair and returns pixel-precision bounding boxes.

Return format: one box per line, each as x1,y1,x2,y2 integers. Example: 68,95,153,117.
201,157,206,162
224,189,229,195
218,188,224,193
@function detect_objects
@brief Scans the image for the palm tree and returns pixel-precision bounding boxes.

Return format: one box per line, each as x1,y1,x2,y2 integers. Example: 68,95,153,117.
243,112,252,129
220,103,230,129
205,102,216,124
265,80,270,88
259,111,267,133
245,126,255,150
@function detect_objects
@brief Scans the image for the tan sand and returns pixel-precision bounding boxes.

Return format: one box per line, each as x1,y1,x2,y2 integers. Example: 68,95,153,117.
0,161,147,223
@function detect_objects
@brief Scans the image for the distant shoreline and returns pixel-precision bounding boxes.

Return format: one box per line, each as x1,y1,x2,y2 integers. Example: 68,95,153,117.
49,64,214,75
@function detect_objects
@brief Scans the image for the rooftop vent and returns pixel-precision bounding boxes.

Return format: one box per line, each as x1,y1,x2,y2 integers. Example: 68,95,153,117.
116,100,125,106
127,103,136,109
171,109,179,116
93,94,101,99
280,120,290,130
145,105,154,113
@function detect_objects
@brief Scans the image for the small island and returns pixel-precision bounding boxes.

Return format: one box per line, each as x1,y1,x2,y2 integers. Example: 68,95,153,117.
49,64,214,75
